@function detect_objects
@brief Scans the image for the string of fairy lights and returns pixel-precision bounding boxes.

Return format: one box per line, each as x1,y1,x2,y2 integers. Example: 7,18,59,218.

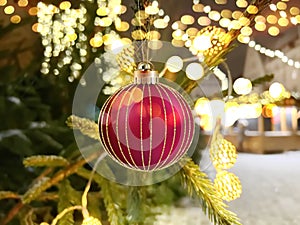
0,0,300,76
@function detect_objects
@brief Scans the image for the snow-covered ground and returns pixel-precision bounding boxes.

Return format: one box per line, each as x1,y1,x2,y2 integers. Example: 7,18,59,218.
155,151,300,225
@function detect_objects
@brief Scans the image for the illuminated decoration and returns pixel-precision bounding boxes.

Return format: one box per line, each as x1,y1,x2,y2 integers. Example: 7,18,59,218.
269,82,285,99
37,2,89,80
210,133,237,170
98,62,195,171
233,77,252,95
186,62,204,80
248,40,300,69
131,0,169,41
207,121,241,202
214,171,242,202
166,56,184,73
188,0,300,69
35,0,129,81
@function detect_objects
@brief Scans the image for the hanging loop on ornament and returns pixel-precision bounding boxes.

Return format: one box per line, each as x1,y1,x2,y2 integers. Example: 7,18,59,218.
134,61,159,84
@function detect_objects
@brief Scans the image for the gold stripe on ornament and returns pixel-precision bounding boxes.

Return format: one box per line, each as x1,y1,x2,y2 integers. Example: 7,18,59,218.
140,84,146,170
163,85,188,165
152,85,168,170
103,89,128,167
147,84,153,171
124,86,140,169
156,85,177,169
174,89,193,159
100,92,117,161
110,85,137,168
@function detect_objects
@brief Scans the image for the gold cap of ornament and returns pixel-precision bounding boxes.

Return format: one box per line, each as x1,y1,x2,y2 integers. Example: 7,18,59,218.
134,62,159,84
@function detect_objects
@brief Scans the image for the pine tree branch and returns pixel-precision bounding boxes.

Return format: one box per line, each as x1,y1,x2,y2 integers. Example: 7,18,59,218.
66,115,100,141
22,152,99,204
180,157,242,225
0,191,20,200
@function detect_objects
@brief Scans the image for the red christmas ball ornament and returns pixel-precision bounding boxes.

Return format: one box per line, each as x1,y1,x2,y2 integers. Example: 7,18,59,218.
98,62,195,171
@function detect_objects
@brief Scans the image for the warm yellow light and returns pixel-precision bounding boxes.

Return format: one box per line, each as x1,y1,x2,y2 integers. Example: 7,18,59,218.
18,0,28,7
290,7,300,16
221,9,232,19
31,23,38,32
229,20,241,30
172,29,184,40
276,2,287,10
255,15,266,23
255,22,266,31
4,5,14,14
296,15,300,24
153,18,168,29
186,27,198,37
194,97,210,116
67,33,77,42
131,30,146,40
215,0,227,4
269,82,285,98
237,34,250,44
135,10,148,20
268,26,280,36
241,26,252,36
145,5,159,15
172,39,185,47
166,56,183,73
278,17,289,27
100,17,113,27
208,11,221,21
147,30,161,40
246,5,258,14
236,0,248,8
267,15,278,24
219,18,231,28
193,35,212,51
238,16,250,26
181,15,195,25
120,5,127,14
116,21,129,32
0,0,7,6
197,16,211,26
186,63,204,80
233,77,252,95
232,10,243,19
96,7,109,16
28,7,38,16
10,15,21,24
192,4,204,13
59,1,71,10
90,36,103,48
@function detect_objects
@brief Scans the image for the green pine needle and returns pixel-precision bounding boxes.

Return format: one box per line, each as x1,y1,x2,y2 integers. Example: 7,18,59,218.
180,157,242,225
23,155,69,168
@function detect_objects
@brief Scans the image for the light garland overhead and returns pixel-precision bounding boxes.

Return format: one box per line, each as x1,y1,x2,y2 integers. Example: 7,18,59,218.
248,40,300,69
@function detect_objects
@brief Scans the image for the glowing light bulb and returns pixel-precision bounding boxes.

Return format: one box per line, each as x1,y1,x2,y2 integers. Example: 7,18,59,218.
186,62,204,80
193,35,212,51
166,56,183,73
233,78,252,95
269,82,285,98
